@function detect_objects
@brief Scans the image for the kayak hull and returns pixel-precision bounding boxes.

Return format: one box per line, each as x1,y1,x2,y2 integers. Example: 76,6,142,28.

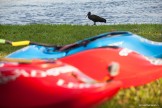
60,47,162,88
7,31,162,59
0,60,121,108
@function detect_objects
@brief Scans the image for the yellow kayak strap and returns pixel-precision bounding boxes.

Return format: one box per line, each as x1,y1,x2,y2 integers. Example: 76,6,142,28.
11,41,30,46
0,58,32,63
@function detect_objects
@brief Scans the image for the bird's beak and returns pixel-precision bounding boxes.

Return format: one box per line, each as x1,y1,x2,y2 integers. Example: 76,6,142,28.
86,15,88,18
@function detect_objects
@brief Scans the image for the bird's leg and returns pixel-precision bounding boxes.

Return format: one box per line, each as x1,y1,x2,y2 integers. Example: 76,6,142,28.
93,22,96,25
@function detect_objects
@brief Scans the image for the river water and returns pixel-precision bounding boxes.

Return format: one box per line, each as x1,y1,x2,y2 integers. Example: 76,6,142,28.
0,0,162,25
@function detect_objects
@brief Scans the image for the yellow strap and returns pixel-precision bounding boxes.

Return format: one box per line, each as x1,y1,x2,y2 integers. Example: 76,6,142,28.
0,58,32,63
12,41,30,46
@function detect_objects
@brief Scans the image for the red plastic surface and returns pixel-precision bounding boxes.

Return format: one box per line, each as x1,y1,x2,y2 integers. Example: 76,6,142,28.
0,60,121,108
60,47,162,88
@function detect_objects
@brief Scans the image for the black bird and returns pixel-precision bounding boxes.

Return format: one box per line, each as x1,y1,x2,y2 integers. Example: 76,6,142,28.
87,12,106,25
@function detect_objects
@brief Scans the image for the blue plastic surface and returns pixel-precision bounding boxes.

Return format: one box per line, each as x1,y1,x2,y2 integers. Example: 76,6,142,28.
7,31,162,59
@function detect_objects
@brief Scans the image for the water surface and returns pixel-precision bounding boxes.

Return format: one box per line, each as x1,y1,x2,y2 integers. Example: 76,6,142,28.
0,0,161,25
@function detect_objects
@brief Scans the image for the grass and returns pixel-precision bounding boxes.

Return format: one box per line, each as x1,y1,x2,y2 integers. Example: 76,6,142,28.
0,24,162,108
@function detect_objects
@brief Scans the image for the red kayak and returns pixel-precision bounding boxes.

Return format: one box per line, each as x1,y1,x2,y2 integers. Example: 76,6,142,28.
60,47,162,88
0,58,121,108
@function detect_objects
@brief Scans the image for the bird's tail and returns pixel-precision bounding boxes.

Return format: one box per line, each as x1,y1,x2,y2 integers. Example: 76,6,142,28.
104,19,106,23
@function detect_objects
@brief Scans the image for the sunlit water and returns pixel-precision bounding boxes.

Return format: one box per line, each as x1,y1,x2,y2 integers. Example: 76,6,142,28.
0,0,162,25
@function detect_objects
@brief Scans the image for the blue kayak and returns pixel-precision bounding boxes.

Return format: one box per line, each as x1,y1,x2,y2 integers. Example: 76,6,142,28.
7,31,162,59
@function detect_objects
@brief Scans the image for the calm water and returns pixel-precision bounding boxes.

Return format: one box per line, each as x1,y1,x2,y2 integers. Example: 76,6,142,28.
0,0,162,25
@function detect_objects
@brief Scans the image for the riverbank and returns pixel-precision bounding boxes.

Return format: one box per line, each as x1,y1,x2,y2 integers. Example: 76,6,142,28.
0,24,162,108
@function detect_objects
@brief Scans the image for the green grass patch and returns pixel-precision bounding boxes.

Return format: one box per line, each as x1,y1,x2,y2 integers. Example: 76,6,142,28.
0,24,162,107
